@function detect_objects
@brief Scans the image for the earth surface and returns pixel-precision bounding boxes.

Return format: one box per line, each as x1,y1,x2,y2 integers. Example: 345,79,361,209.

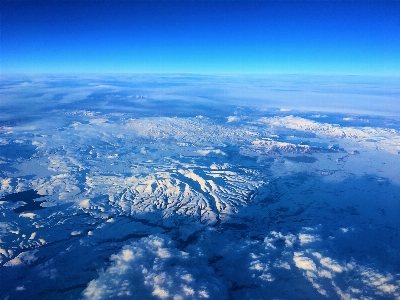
1,74,400,299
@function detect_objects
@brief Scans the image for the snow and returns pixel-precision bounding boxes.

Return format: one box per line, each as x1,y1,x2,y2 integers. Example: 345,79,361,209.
1,75,399,299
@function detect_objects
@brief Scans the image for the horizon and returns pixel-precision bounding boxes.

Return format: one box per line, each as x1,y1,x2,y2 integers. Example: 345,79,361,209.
3,72,400,78
2,72,400,118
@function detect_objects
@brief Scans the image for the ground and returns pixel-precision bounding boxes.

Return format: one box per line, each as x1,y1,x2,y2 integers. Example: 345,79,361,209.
1,75,400,299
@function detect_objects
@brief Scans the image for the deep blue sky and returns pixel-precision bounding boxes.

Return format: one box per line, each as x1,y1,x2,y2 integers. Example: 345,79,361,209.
2,1,400,75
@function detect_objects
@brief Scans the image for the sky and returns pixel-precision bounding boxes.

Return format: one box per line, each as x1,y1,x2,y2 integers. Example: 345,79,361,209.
1,1,400,75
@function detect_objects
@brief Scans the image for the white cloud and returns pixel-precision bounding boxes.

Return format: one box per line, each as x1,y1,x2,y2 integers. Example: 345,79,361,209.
293,252,317,271
82,235,225,300
79,199,91,209
89,118,108,125
319,257,343,273
250,226,400,299
310,114,328,118
227,116,239,122
298,233,322,246
19,212,37,219
197,149,226,156
359,267,400,296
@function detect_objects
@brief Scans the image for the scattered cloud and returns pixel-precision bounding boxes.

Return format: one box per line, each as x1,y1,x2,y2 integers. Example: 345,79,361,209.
227,116,239,122
197,149,226,156
293,252,317,271
82,235,225,300
298,233,322,246
251,226,400,299
310,114,328,118
19,212,37,219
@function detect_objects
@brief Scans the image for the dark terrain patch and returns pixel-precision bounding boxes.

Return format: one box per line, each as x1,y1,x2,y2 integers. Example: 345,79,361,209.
1,189,46,213
284,155,317,163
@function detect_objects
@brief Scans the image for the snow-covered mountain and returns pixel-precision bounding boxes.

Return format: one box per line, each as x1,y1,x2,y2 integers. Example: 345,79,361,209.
1,75,399,299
